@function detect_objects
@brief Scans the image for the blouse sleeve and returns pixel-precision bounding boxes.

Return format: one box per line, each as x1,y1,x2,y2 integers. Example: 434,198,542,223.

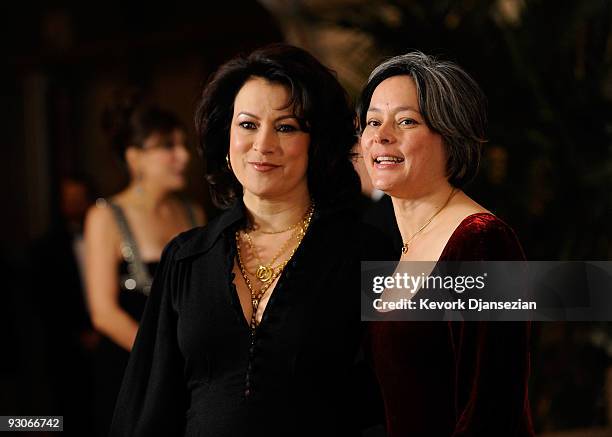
446,217,534,436
109,239,188,436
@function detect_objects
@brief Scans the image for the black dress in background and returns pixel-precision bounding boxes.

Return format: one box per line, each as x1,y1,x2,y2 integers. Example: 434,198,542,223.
110,199,393,437
92,261,155,437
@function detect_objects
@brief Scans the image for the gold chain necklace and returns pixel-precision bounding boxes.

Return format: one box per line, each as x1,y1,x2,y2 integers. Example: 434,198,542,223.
242,229,298,282
235,202,315,329
249,220,302,235
401,188,457,255
240,202,315,282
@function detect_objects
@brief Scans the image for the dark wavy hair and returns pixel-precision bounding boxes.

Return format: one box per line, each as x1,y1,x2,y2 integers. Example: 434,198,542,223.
357,51,487,188
195,43,359,209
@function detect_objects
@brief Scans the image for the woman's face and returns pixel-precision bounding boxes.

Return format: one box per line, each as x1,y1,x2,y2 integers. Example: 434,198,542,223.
229,77,310,202
360,75,447,197
134,128,190,191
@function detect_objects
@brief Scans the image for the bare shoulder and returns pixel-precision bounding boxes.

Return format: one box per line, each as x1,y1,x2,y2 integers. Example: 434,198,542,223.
86,198,114,226
437,191,489,234
84,198,121,244
451,190,490,216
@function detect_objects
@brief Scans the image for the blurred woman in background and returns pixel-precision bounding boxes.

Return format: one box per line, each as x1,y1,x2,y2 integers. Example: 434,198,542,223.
84,104,205,436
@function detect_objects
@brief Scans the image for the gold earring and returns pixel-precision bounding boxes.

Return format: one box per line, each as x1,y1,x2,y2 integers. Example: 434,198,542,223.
226,154,232,171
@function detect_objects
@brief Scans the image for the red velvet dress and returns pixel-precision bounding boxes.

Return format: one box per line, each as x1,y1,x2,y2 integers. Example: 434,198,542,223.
367,213,535,437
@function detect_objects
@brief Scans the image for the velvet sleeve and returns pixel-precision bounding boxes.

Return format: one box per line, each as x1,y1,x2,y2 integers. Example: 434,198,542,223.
109,239,188,436
442,215,534,437
449,320,533,437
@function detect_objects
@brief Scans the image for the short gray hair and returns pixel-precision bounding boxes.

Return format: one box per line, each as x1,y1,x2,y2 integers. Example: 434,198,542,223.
358,51,487,188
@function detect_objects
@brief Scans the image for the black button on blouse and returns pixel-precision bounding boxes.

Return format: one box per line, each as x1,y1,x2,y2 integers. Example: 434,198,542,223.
110,200,391,437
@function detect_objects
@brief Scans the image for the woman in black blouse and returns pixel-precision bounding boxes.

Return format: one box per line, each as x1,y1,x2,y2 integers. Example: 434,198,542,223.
110,44,389,436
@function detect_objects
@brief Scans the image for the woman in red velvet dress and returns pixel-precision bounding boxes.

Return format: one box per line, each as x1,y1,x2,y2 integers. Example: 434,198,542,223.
358,52,535,436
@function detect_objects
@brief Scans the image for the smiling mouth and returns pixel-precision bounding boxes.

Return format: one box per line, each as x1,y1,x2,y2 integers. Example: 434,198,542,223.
373,156,405,164
249,161,280,171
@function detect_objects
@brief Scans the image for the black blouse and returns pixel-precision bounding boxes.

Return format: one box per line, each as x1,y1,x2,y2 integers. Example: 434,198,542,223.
110,200,391,437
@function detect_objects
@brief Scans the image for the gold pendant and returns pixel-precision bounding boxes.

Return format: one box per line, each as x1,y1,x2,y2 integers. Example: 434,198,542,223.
256,265,274,282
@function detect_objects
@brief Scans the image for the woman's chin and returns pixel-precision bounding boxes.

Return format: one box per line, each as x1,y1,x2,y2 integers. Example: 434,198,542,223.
244,190,284,201
373,179,401,195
